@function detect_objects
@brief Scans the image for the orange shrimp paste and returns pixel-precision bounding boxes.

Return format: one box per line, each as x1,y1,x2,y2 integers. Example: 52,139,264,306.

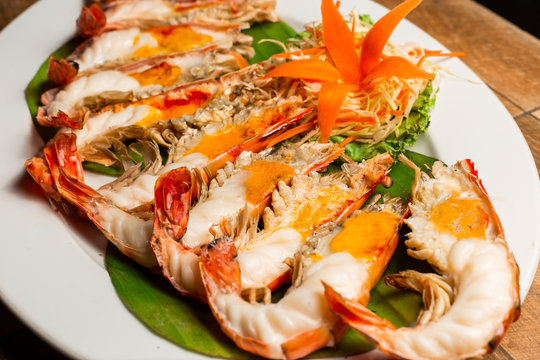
291,187,351,236
243,161,296,205
429,197,490,239
133,90,211,128
330,212,400,262
185,105,293,160
130,62,183,87
133,25,214,58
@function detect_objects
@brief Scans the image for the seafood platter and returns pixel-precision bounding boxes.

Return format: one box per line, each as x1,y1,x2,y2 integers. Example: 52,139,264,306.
0,0,539,359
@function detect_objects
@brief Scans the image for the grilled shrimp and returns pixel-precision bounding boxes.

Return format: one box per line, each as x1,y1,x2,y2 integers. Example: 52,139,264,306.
151,142,344,300
39,46,239,128
61,79,220,165
56,61,302,166
324,157,521,360
199,197,406,359
94,97,311,210
48,22,252,84
87,0,278,34
34,61,309,207
29,101,311,268
235,152,394,291
151,152,393,300
27,133,158,268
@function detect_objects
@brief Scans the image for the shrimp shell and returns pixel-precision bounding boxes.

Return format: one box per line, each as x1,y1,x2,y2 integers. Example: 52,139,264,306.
98,0,278,30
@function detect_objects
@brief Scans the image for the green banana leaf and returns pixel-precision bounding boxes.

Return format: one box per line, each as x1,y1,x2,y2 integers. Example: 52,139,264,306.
105,149,438,359
243,21,297,64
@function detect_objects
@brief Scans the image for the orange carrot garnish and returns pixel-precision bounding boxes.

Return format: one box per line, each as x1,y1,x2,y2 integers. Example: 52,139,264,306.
336,116,376,125
362,56,433,84
318,83,357,142
271,47,326,59
390,96,409,116
321,0,361,84
261,58,343,83
361,0,423,77
231,51,249,69
416,50,466,66
339,134,361,147
260,0,443,145
265,122,317,149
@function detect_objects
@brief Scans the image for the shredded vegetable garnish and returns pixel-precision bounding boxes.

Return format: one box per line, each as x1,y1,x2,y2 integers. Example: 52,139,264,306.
263,0,462,151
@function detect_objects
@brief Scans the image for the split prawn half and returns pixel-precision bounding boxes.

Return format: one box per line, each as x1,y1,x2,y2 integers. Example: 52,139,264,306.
53,61,302,166
198,196,407,359
151,142,344,300
47,21,252,85
78,0,278,36
28,103,312,268
39,46,240,128
96,102,310,210
28,61,310,206
324,157,521,360
151,152,393,302
233,152,394,292
59,78,221,166
91,92,311,210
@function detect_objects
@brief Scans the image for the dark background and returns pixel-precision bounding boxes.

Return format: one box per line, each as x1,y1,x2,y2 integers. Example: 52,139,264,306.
476,0,539,38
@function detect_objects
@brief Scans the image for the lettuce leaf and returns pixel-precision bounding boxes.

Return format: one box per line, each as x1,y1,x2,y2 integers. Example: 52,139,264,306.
358,14,374,25
331,81,437,162
243,21,297,64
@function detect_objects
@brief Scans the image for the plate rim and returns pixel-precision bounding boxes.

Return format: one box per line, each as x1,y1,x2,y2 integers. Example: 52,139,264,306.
0,0,538,359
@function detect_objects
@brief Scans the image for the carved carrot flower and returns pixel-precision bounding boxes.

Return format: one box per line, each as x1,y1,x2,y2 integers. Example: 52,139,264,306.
263,0,434,143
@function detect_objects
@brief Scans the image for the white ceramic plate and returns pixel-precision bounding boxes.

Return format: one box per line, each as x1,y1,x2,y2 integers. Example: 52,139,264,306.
0,0,539,358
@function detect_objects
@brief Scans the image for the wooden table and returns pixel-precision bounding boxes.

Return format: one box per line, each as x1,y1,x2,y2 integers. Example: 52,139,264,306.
1,0,539,359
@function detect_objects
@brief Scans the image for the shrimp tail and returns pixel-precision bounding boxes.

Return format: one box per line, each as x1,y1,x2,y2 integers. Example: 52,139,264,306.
56,167,102,214
26,133,85,201
77,4,107,38
49,135,105,219
201,237,241,295
58,170,158,268
153,167,193,242
37,108,83,129
25,156,59,201
323,283,396,349
43,133,85,183
47,56,79,86
41,133,157,268
151,167,208,300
